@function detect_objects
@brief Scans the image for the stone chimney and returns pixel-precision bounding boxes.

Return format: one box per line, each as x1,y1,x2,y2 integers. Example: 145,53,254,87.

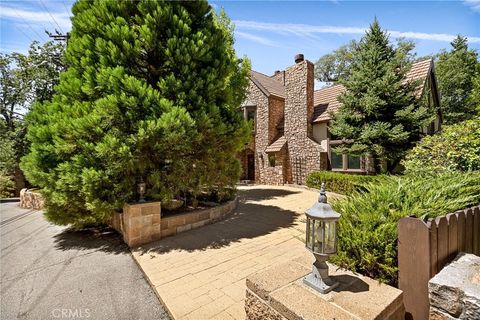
284,54,314,140
272,70,285,85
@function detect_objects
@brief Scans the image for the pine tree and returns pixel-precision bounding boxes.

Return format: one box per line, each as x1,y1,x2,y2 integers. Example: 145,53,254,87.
436,35,478,124
329,18,432,173
21,0,250,226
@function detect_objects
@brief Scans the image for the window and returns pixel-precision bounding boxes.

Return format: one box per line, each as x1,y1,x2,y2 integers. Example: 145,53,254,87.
330,151,343,169
247,109,255,124
268,154,276,167
347,155,361,170
330,151,364,171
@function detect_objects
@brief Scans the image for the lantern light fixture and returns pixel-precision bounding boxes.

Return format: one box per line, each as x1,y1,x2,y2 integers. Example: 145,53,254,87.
303,182,341,294
138,177,146,203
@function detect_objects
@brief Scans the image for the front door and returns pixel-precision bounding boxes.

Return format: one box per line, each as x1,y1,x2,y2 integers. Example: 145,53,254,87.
247,154,255,181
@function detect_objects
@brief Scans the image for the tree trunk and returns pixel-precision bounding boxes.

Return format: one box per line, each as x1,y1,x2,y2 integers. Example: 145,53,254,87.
13,166,26,197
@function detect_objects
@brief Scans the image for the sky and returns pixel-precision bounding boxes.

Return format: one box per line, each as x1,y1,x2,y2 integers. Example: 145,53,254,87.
1,0,479,81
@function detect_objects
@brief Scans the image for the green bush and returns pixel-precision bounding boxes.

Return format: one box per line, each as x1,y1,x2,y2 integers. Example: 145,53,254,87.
21,1,250,227
403,117,480,174
0,175,15,198
306,171,379,194
329,172,480,286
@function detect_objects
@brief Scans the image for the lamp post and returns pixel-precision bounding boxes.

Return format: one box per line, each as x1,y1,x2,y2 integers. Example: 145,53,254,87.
303,182,341,294
138,177,146,203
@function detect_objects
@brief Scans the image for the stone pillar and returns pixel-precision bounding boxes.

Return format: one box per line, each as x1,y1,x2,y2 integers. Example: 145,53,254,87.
122,202,161,247
428,253,480,319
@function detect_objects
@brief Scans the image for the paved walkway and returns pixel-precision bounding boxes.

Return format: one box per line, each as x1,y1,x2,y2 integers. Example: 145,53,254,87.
0,202,170,320
133,185,326,320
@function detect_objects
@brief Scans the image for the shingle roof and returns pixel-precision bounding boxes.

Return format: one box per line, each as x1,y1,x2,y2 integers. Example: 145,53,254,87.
265,136,287,153
250,70,285,99
312,85,346,122
312,59,433,123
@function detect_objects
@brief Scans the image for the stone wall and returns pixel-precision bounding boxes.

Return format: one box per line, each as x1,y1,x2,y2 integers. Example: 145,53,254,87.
19,188,44,210
284,60,323,184
271,70,285,84
428,253,480,319
160,197,238,239
268,97,285,143
111,197,238,247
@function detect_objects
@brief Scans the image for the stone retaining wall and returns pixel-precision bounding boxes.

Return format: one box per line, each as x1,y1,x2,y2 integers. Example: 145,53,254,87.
111,197,238,247
428,253,480,319
19,188,44,210
160,197,238,239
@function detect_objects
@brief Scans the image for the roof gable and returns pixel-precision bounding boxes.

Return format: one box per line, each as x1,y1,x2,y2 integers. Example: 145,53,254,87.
250,70,285,99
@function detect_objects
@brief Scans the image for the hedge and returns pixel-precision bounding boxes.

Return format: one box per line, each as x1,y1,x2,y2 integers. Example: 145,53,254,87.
306,171,379,194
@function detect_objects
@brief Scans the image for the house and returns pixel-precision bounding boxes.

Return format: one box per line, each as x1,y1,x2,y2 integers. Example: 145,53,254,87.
239,54,441,185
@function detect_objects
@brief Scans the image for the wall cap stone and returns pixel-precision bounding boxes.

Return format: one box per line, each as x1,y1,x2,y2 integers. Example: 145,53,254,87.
246,250,404,320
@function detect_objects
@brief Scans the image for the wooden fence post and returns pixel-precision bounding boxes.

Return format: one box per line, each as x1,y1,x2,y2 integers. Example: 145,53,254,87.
474,207,480,256
398,216,431,320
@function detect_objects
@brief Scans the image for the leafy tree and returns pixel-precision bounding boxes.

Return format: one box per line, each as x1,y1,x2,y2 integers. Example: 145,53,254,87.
314,37,416,84
403,116,480,174
329,19,432,173
21,0,250,226
314,40,358,84
0,41,65,196
436,35,478,124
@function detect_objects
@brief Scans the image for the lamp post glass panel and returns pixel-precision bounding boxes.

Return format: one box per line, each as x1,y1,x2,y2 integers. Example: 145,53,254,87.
138,178,146,203
304,182,340,294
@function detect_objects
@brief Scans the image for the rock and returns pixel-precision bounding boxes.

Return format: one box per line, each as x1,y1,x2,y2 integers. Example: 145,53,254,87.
429,253,480,319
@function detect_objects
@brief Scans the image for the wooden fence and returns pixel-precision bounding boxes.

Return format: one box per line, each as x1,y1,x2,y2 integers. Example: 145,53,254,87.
398,205,480,320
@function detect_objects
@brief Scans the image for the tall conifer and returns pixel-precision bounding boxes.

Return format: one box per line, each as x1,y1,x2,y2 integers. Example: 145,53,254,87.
330,19,431,172
21,0,250,226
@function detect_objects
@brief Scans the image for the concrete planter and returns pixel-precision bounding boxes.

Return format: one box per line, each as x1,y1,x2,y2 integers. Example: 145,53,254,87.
111,196,238,247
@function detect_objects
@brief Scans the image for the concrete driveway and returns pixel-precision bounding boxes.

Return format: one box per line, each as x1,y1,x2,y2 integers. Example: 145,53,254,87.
0,202,169,320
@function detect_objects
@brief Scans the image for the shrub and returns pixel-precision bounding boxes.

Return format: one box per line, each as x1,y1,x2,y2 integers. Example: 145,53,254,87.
0,175,15,198
306,171,379,194
403,116,480,174
329,172,480,286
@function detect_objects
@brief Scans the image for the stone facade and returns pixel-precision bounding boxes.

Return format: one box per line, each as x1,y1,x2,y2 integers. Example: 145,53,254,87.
428,253,480,319
241,56,325,185
241,56,439,184
19,188,44,210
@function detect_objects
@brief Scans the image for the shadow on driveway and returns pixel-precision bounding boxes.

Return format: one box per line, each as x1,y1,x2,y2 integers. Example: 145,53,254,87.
138,200,299,255
52,226,127,255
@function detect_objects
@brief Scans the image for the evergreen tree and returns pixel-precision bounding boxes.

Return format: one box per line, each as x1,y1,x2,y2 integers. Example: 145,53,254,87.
436,35,478,124
329,19,432,173
21,0,250,226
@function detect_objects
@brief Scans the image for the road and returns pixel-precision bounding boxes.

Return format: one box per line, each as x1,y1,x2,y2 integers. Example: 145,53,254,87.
0,202,170,320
